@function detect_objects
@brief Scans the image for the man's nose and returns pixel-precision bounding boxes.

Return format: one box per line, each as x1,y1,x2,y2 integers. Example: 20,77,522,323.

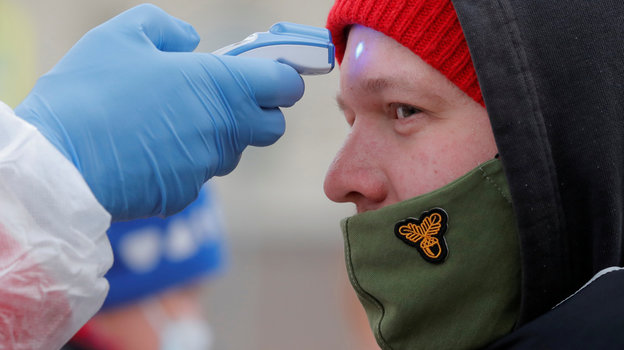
323,120,388,208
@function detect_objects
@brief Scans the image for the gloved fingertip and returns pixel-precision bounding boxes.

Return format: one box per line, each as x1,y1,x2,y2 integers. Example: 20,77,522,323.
123,3,168,22
174,16,201,48
249,108,286,147
287,65,305,105
128,3,200,52
254,59,306,108
274,62,305,107
214,153,243,177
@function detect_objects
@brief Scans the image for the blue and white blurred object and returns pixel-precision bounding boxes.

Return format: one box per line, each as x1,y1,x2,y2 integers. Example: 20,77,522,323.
102,184,226,310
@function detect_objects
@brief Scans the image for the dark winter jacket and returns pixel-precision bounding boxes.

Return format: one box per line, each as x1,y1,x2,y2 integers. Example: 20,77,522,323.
452,0,624,347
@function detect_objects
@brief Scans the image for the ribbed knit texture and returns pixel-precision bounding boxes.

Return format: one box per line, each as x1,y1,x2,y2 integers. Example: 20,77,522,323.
327,0,483,105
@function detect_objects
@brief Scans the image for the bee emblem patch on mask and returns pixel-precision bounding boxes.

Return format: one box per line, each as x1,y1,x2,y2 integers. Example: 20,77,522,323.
394,208,449,263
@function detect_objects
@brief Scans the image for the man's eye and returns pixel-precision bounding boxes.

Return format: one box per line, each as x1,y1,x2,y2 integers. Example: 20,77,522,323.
392,104,422,119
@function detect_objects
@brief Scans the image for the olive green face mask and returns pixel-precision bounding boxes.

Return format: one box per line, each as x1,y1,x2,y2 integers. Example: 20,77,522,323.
341,159,521,350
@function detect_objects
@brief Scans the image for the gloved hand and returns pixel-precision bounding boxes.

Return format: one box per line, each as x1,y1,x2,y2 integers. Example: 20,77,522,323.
15,4,304,221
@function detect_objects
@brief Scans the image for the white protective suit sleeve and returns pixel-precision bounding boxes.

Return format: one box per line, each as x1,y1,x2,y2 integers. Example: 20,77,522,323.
0,101,113,350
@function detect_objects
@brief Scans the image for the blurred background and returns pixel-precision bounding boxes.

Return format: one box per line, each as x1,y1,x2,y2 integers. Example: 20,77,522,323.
0,0,379,349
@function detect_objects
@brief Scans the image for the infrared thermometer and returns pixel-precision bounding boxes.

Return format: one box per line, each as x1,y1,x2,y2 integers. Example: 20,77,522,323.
213,22,335,75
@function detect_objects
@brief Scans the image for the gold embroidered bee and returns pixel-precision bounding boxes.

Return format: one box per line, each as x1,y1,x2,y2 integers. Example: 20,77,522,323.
394,208,449,263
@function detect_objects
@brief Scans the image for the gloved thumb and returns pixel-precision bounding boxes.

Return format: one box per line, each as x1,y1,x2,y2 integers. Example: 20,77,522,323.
115,4,200,52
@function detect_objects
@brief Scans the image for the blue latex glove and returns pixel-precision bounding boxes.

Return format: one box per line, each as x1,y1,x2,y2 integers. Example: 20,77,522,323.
15,4,304,221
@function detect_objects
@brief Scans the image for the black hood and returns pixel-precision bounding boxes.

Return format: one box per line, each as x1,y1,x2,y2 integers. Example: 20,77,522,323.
452,0,624,324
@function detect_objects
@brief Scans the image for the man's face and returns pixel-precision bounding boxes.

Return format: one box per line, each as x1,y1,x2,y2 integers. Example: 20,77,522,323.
324,25,498,213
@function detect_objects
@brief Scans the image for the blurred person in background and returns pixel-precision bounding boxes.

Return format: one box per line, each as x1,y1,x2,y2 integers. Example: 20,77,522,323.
62,185,225,350
323,0,624,348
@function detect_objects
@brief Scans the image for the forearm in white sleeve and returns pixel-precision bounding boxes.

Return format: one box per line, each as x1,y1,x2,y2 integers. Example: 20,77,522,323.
0,101,113,350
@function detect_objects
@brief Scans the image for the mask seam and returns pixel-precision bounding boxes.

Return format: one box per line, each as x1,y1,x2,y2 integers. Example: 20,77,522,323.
479,165,512,205
343,218,393,350
480,163,524,333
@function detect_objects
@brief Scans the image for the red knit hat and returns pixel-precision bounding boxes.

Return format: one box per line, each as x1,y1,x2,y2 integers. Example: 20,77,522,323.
326,0,483,105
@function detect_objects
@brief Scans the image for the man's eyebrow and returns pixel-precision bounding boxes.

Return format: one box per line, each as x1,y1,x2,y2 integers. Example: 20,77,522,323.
364,76,448,107
363,77,397,93
334,77,448,110
335,78,397,111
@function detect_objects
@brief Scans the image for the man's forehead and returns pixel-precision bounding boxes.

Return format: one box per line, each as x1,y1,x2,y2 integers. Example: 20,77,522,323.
344,25,414,65
342,30,436,83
